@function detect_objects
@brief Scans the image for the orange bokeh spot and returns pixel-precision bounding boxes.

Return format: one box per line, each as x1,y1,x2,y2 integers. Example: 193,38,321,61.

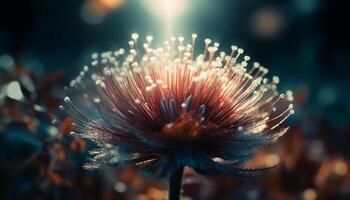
97,0,126,11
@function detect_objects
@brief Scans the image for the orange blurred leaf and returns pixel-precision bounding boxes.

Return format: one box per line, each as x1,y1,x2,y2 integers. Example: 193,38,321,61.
60,117,74,137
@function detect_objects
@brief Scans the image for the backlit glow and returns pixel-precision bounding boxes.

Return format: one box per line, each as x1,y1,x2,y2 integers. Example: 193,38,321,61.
140,0,188,37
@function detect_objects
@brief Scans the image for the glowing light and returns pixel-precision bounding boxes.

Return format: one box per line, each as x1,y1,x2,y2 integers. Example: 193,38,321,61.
302,189,317,200
98,0,125,10
333,160,348,176
140,0,188,37
141,0,187,20
81,0,126,24
114,182,127,193
6,81,24,101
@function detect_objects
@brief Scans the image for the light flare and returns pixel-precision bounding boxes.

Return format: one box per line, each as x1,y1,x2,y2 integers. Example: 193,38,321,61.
140,0,188,38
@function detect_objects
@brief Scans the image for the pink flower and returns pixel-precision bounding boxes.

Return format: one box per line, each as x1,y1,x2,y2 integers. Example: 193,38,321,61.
60,34,294,178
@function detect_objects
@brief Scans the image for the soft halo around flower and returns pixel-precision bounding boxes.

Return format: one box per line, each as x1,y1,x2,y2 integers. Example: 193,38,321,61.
59,33,294,178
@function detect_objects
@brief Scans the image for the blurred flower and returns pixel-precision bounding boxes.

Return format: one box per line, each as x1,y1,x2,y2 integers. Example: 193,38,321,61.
61,34,294,178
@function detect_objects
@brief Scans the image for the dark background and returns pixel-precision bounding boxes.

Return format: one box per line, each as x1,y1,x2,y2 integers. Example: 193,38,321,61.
1,0,350,199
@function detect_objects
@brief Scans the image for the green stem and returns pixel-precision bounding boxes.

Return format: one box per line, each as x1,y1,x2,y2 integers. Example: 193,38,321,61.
168,167,184,200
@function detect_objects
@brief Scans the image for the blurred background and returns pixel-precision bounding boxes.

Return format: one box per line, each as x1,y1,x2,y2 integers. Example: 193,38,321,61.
1,0,349,199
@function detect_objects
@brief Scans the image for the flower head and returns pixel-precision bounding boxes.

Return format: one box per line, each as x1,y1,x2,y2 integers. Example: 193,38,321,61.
60,34,294,178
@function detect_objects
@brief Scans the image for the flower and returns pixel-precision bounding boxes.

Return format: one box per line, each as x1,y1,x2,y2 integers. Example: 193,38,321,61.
60,33,294,178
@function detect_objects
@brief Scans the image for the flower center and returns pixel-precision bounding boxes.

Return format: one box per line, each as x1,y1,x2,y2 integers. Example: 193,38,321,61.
162,112,217,139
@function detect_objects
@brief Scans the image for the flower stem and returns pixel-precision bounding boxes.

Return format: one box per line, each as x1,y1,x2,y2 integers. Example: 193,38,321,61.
168,166,184,200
